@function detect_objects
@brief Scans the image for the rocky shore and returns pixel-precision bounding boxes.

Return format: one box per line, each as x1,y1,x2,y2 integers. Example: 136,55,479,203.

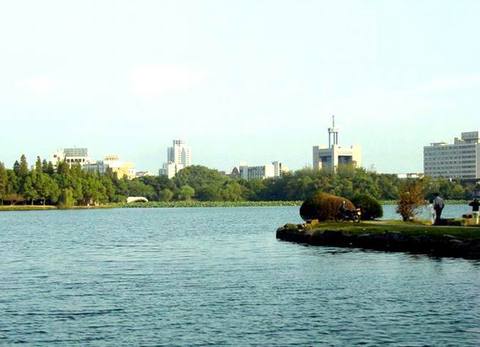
276,223,480,259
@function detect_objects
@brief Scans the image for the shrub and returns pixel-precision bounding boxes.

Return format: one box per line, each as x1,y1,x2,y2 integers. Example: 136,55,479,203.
396,180,424,221
352,194,383,220
300,192,355,222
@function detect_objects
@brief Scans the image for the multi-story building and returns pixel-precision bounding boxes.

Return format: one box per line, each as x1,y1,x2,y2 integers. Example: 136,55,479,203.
83,160,108,175
159,140,192,178
424,131,480,181
159,162,179,179
236,162,287,180
312,116,361,171
52,148,90,166
104,155,136,180
167,140,192,166
84,155,136,180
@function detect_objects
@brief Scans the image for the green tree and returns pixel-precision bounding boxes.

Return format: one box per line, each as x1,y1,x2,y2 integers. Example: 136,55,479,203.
13,160,20,176
22,174,38,205
59,188,75,208
179,185,195,200
46,161,55,175
35,156,42,173
19,155,29,178
221,181,244,201
82,175,107,205
126,179,156,200
158,188,174,201
34,172,60,205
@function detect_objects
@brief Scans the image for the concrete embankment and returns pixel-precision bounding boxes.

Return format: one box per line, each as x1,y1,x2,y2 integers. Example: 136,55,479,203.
276,223,480,259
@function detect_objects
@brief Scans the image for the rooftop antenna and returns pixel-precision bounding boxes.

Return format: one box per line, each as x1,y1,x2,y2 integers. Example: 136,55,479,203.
328,115,339,148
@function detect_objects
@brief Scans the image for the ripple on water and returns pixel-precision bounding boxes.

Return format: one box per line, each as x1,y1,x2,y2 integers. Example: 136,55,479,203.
0,207,479,346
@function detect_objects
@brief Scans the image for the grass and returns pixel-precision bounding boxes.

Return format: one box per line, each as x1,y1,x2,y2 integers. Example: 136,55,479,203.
0,201,302,211
120,201,303,208
381,200,470,205
306,220,480,240
0,205,58,211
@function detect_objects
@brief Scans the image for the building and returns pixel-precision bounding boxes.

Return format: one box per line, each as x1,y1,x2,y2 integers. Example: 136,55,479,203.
104,155,136,180
312,116,361,171
159,140,192,178
135,171,154,178
52,148,90,166
235,161,287,180
84,155,136,180
83,160,108,175
397,173,425,179
159,162,180,179
168,140,192,166
424,131,480,181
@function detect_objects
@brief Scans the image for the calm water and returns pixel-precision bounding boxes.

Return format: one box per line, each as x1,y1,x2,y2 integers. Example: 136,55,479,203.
1,206,480,346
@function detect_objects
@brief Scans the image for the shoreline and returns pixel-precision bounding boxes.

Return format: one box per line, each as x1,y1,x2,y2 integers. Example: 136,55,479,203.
0,200,472,212
276,221,480,259
0,201,302,212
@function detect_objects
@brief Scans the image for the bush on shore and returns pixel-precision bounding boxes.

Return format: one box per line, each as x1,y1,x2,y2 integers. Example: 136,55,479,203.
352,194,383,220
300,192,355,222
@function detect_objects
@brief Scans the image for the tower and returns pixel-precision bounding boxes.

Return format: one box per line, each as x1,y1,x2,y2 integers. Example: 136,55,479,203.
328,115,339,148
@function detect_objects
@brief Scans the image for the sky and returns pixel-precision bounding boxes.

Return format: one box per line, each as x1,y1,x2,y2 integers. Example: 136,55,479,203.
1,0,480,174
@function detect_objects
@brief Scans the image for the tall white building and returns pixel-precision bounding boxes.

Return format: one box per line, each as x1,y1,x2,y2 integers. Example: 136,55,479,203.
167,140,192,167
159,140,192,178
312,116,362,171
424,131,480,181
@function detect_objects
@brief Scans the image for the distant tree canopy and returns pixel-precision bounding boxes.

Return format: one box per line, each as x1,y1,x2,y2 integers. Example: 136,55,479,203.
0,155,478,207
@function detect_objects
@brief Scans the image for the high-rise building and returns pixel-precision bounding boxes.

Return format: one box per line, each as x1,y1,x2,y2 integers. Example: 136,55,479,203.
159,140,192,178
312,116,361,171
424,131,480,181
167,140,192,167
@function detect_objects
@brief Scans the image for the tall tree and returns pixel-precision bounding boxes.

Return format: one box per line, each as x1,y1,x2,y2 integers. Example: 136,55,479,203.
42,159,49,173
19,155,29,178
13,160,20,175
35,156,42,173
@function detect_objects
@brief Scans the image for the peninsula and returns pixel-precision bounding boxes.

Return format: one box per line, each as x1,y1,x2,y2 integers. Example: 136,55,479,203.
276,221,480,259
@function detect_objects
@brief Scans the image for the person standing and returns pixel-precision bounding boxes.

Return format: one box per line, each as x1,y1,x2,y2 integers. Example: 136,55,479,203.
428,199,436,225
433,193,445,225
469,198,480,225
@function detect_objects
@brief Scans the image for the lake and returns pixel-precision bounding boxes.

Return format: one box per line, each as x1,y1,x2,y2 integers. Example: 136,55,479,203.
1,206,479,346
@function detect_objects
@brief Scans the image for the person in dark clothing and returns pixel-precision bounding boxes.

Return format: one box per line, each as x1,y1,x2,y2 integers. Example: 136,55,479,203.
433,193,445,225
469,198,480,225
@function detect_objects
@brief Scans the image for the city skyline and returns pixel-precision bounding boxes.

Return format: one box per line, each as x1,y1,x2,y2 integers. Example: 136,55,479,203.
1,1,480,173
2,126,480,176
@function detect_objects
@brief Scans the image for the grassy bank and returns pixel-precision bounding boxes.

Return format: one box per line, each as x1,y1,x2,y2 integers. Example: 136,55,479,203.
288,220,480,240
0,201,302,211
381,200,470,205
120,201,302,208
0,205,58,211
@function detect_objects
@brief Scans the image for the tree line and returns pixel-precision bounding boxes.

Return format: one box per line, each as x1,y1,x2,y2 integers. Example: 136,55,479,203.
0,155,478,207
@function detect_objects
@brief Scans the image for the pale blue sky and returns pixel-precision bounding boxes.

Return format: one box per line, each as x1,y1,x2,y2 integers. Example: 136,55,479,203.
1,0,479,173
